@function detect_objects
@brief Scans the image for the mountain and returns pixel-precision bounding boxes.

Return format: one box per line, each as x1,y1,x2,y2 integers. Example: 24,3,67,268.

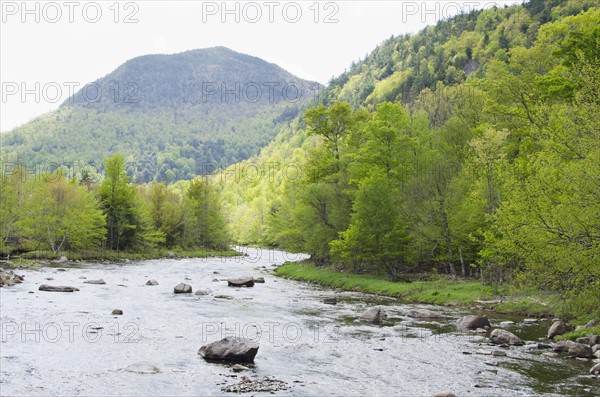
1,47,320,182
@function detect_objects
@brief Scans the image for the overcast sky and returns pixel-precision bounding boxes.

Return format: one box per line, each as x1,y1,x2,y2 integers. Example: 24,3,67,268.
0,0,519,132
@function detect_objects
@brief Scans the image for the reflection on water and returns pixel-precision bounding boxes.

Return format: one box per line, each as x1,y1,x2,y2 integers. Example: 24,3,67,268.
0,248,598,396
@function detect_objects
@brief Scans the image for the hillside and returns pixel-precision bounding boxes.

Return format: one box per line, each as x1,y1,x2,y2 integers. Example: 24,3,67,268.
217,0,599,319
1,47,319,181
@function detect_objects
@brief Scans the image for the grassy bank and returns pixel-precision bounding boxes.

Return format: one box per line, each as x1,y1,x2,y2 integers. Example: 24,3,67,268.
12,247,240,264
275,261,562,316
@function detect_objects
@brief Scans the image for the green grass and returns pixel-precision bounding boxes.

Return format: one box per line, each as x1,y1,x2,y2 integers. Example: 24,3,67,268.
495,295,560,317
275,261,496,306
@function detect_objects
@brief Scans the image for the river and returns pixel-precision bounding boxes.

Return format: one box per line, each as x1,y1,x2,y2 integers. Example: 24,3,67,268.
0,248,598,396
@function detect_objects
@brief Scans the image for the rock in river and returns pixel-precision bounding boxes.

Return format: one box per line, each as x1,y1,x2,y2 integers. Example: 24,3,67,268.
408,308,447,319
38,284,79,292
146,279,159,286
323,296,337,305
253,277,265,283
547,320,569,339
489,329,524,346
457,315,490,331
567,342,593,358
174,283,192,294
83,279,106,285
112,309,123,315
591,362,600,375
123,362,160,374
552,340,575,352
227,277,254,287
360,307,385,324
198,337,259,363
195,289,209,296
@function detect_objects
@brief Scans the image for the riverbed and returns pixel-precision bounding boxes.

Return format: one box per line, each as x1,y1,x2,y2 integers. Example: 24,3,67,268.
0,248,598,396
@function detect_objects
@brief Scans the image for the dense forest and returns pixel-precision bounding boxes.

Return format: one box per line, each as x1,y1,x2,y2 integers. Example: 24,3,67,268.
2,47,319,181
217,1,600,318
0,154,229,257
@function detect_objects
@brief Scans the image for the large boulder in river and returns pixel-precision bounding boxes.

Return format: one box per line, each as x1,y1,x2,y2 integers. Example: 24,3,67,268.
457,315,490,331
408,309,447,319
38,284,79,292
547,320,569,339
198,337,259,363
567,342,593,358
360,307,385,324
174,283,192,294
489,329,524,346
227,277,254,287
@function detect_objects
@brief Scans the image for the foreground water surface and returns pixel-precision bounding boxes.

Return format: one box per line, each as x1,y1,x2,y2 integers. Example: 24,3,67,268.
1,248,598,396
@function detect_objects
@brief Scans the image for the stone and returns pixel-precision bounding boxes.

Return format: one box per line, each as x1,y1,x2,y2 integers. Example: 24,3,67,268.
54,256,68,263
146,279,159,286
592,344,600,353
457,315,491,331
590,363,600,375
584,319,599,328
547,320,569,339
232,364,249,372
166,251,176,259
523,318,539,324
575,335,600,346
195,289,209,296
491,349,507,357
253,277,265,283
123,362,160,374
323,296,337,305
567,342,593,358
408,309,448,319
360,307,384,324
83,279,106,285
174,283,192,294
432,392,457,397
489,329,524,346
198,337,259,363
38,284,79,292
553,340,576,352
214,295,234,300
112,309,123,315
227,277,255,287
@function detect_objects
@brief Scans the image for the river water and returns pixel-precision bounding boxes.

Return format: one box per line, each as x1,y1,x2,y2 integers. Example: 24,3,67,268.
1,248,598,396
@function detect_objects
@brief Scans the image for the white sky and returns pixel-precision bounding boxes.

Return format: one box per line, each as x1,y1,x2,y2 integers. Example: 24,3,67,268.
0,0,519,132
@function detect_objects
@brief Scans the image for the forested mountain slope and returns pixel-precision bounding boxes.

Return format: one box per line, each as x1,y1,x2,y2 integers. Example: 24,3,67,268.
2,47,319,181
218,0,599,318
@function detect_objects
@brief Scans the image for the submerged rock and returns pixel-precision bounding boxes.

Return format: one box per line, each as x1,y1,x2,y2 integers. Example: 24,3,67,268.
198,337,259,363
323,296,337,305
221,376,288,393
146,279,159,286
38,284,79,292
547,320,569,339
227,277,255,287
195,289,210,296
360,307,384,324
123,362,160,374
83,279,106,285
174,283,192,294
457,315,490,331
432,392,457,397
408,309,447,319
489,329,524,346
253,277,265,283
